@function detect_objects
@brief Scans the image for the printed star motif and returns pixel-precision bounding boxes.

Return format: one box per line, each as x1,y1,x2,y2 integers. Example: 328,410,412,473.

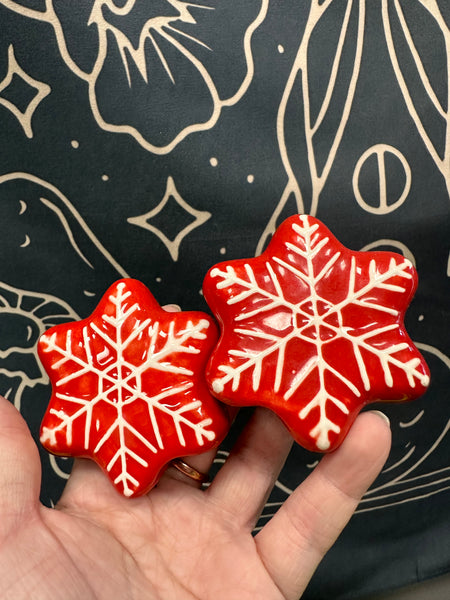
203,215,430,452
0,45,50,138
127,176,211,261
38,279,229,497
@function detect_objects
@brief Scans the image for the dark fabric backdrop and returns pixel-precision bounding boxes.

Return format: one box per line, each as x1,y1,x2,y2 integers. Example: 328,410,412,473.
0,2,449,598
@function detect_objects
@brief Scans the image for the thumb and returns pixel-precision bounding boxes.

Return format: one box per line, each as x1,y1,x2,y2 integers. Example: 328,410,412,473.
0,395,42,535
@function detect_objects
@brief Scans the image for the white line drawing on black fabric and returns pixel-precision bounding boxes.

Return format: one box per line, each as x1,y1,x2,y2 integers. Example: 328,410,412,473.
382,0,450,199
381,444,417,473
258,0,366,254
0,0,268,153
0,44,50,138
49,455,71,481
353,144,412,214
399,410,424,428
0,281,79,411
127,176,211,261
0,171,129,277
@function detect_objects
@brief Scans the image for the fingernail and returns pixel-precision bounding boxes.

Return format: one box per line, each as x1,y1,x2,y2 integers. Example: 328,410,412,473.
369,410,391,428
164,304,181,312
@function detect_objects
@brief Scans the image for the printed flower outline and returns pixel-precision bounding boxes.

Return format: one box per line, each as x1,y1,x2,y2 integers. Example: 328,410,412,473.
38,279,230,497
1,0,268,153
203,215,430,453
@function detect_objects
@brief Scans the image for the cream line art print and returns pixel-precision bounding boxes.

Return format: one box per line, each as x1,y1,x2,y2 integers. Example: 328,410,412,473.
0,281,79,412
0,44,50,138
382,0,450,199
258,0,450,256
128,176,212,261
258,0,366,254
352,144,412,215
0,0,268,154
0,171,129,278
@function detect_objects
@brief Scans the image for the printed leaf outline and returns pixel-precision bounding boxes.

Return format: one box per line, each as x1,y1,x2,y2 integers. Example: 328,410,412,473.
0,0,269,154
258,0,366,254
0,171,129,277
39,279,226,497
206,215,430,452
382,0,450,198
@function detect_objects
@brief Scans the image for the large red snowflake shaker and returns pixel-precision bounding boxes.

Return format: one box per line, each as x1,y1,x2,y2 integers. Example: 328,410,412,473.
203,215,430,453
38,279,230,497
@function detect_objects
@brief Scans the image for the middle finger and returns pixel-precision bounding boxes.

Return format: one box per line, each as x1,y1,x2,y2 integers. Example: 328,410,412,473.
206,407,293,530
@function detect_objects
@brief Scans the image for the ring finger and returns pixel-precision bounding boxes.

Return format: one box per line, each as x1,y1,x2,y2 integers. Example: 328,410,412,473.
157,448,218,490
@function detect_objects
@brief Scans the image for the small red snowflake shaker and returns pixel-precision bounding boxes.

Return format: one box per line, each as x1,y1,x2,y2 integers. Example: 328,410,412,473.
203,215,430,453
38,279,230,497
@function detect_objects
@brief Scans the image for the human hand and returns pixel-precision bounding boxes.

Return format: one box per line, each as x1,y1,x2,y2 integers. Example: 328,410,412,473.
0,393,390,600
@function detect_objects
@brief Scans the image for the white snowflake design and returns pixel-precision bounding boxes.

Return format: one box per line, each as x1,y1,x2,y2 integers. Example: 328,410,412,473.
40,281,216,496
207,215,430,450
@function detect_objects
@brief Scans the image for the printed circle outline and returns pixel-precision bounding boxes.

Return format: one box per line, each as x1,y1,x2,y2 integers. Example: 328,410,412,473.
353,144,411,214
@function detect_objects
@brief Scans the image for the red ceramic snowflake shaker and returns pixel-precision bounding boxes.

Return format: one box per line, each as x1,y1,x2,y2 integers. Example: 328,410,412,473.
203,214,430,453
38,279,230,497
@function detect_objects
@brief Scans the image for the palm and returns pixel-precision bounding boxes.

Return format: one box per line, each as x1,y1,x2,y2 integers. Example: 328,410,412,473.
0,397,390,600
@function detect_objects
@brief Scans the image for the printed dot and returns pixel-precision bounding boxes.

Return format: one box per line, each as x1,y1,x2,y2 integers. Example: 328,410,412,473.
247,174,254,183
278,44,285,54
220,247,226,255
210,157,218,167
102,174,109,181
71,140,79,149
418,314,424,321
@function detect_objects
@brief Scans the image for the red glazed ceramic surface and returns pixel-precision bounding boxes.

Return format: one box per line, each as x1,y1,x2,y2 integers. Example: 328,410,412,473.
38,279,230,497
203,214,430,453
